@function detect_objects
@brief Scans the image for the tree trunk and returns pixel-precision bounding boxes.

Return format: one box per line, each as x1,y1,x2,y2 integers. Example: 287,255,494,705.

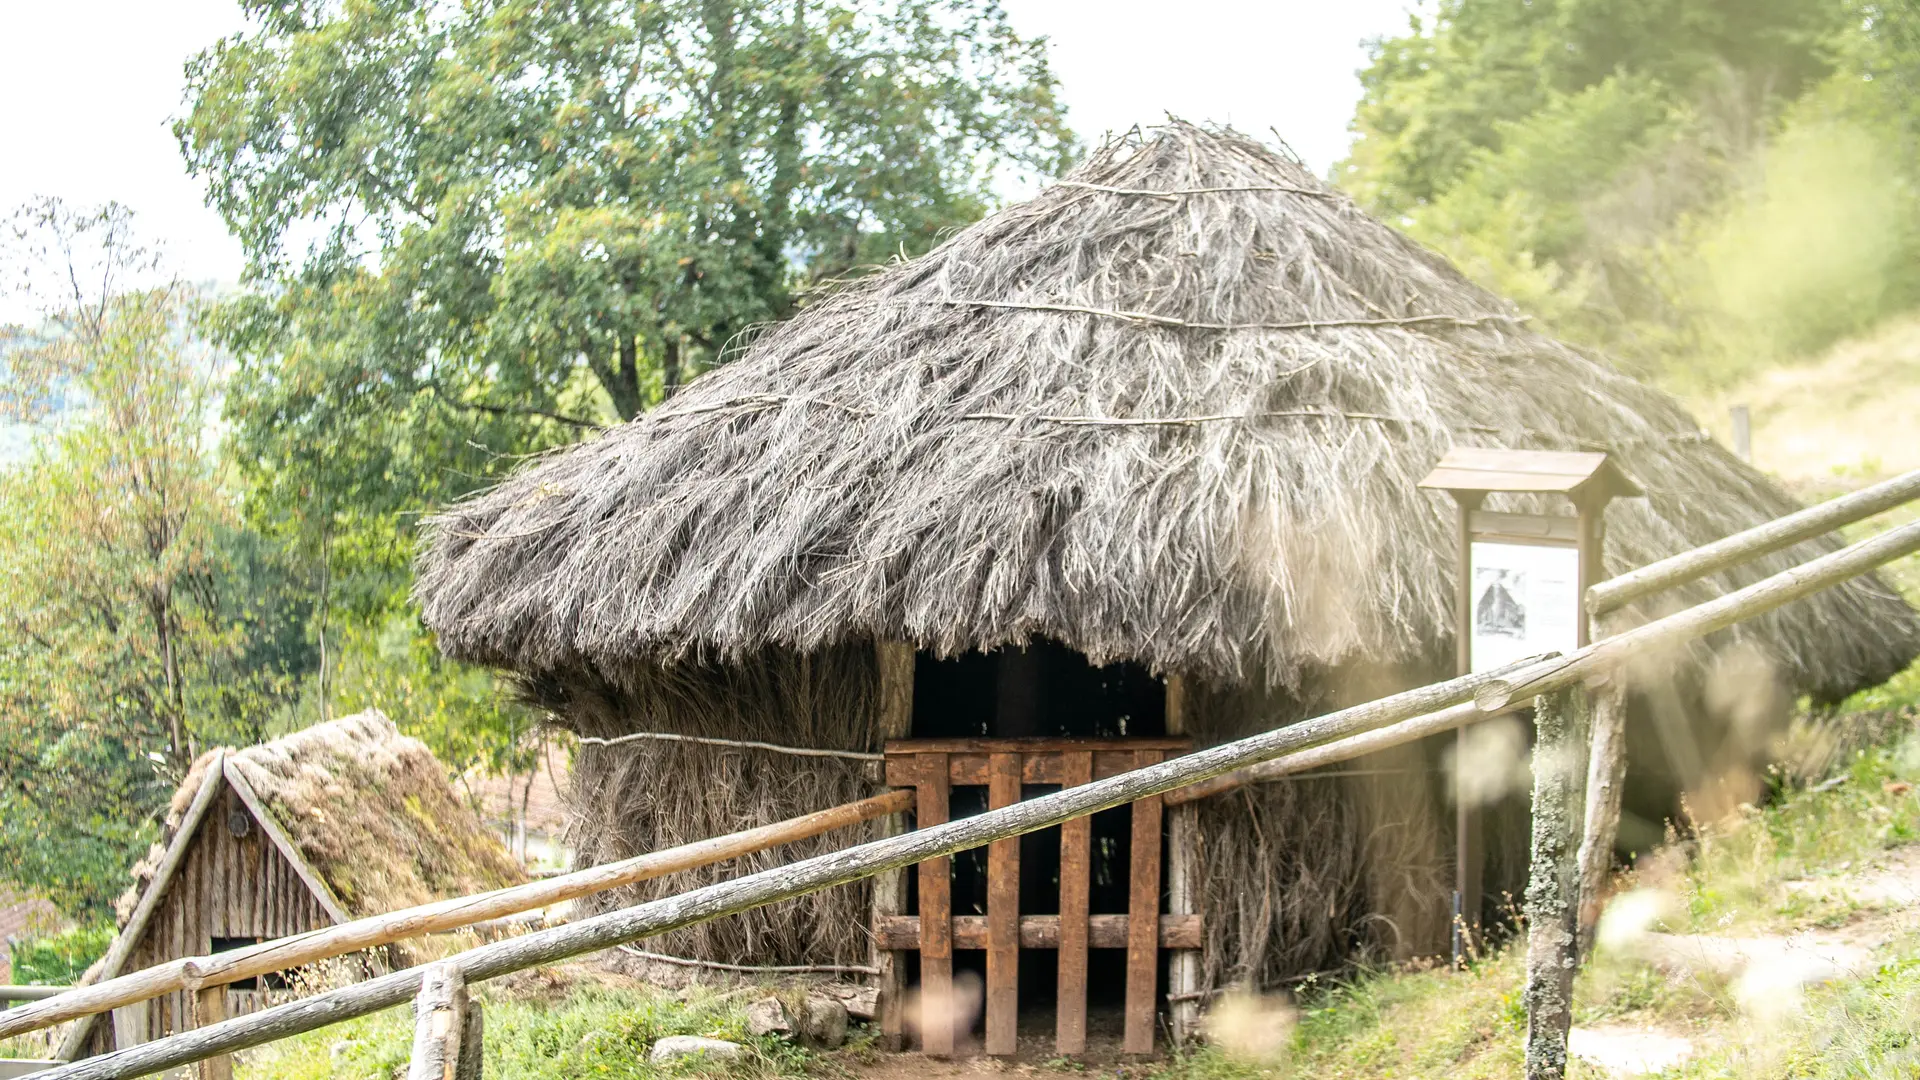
600,336,644,421
662,338,681,399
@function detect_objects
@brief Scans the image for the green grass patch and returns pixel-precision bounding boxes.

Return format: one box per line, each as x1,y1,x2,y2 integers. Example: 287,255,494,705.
237,981,813,1080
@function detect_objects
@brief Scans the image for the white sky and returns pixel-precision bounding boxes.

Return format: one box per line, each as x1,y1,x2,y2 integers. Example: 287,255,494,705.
0,0,1420,292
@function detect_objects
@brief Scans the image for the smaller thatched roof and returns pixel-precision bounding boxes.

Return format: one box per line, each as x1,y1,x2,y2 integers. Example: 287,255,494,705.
119,711,525,924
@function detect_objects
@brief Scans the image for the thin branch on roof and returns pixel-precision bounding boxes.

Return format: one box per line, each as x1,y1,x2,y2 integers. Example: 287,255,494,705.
576,729,885,762
942,297,1524,333
1055,179,1339,200
658,394,1410,428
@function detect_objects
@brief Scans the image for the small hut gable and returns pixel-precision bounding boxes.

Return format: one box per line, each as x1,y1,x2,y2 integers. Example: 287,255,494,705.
73,712,524,1058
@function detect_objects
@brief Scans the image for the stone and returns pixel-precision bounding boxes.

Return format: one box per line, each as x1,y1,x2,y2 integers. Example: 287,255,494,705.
798,994,849,1049
650,1035,747,1063
745,996,794,1038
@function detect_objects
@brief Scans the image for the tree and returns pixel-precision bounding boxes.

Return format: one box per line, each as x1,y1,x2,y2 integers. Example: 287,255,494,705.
1336,0,1920,383
0,202,315,914
180,0,1072,539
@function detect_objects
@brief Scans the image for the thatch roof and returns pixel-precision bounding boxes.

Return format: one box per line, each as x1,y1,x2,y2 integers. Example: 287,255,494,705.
120,711,525,923
415,123,1920,701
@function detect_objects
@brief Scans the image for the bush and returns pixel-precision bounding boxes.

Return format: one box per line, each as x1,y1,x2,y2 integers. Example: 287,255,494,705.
9,923,113,985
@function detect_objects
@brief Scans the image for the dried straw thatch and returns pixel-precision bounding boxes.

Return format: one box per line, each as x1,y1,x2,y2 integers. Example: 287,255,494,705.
413,123,1920,982
418,122,1918,698
121,711,526,922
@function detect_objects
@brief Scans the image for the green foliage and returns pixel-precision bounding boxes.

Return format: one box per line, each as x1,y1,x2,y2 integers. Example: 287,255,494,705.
180,0,1073,554
239,982,812,1080
1341,0,1920,385
7,923,113,986
0,202,317,915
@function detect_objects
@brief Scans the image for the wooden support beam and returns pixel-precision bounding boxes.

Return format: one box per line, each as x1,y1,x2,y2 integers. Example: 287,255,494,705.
407,963,469,1080
872,640,916,1052
1124,749,1165,1056
456,1000,484,1080
915,753,954,1058
985,753,1021,1057
1521,688,1590,1080
1163,674,1203,1046
1056,750,1093,1055
1576,679,1629,956
190,988,229,1080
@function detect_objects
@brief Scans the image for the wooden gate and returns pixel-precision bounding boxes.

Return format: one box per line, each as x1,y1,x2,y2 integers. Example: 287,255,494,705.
875,737,1198,1057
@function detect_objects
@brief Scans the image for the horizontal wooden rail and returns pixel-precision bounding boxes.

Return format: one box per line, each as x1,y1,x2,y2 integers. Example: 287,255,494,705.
1587,467,1920,616
1162,655,1546,807
873,914,1202,950
1499,520,1920,709
0,987,65,1004
33,661,1526,1080
35,521,1920,1080
4,789,910,1047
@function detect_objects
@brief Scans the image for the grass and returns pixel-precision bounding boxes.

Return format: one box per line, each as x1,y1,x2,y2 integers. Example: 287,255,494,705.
234,973,820,1080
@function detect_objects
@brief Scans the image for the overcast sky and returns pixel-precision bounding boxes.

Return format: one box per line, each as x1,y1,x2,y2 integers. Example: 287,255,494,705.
1,0,1420,291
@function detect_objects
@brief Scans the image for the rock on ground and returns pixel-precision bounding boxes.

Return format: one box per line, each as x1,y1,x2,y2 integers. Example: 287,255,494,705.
650,1035,747,1063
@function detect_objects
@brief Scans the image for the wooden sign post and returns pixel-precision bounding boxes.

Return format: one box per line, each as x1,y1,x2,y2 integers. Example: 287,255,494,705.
1419,448,1640,962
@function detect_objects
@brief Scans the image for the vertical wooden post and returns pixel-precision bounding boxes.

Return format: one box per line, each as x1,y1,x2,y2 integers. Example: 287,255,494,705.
1055,750,1093,1056
873,640,915,1051
455,999,484,1080
408,963,470,1080
1163,674,1203,1045
1453,492,1486,961
190,987,230,1080
1730,404,1752,462
916,752,954,1058
985,752,1022,1056
1577,679,1629,955
1124,749,1165,1056
1522,687,1590,1080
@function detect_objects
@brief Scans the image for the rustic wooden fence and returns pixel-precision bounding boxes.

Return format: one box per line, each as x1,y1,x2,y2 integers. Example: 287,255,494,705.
6,468,1918,1080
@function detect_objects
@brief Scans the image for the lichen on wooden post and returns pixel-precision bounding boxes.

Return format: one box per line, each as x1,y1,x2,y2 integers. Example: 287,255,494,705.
1522,686,1590,1080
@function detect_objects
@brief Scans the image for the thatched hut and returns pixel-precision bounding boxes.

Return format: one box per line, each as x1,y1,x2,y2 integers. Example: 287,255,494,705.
415,124,1919,1004
69,712,524,1057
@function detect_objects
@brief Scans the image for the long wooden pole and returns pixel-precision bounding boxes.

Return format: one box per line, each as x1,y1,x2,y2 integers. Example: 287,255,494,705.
0,789,910,1044
1163,657,1545,807
1587,467,1920,616
33,663,1526,1080
35,522,1920,1080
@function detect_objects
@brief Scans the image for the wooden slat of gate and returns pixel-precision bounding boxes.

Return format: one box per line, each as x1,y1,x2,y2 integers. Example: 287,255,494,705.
1124,749,1165,1055
915,753,954,1057
1055,750,1093,1055
985,752,1022,1056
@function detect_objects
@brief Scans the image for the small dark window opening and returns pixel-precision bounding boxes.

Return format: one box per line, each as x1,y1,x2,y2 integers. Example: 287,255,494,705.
208,937,290,991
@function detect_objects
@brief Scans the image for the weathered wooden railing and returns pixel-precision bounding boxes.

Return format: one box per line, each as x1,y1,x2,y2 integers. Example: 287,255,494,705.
5,790,910,1063
16,515,1918,1080
1575,467,1920,957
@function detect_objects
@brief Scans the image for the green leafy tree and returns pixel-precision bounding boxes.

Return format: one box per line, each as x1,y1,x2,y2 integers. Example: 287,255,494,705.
1338,0,1920,382
181,0,1072,533
0,202,315,914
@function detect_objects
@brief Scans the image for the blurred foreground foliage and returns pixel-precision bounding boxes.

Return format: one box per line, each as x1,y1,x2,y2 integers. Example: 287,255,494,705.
1342,0,1920,389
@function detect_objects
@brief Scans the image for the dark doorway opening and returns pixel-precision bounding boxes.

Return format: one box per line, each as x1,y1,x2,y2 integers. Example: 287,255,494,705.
905,639,1168,1031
